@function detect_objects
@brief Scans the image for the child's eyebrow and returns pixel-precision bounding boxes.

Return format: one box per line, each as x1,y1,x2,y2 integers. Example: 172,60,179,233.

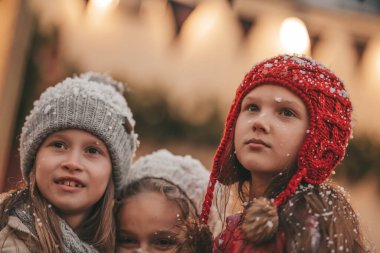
274,99,304,108
118,228,137,236
242,95,303,108
149,230,179,240
45,132,107,148
153,230,178,235
87,139,107,148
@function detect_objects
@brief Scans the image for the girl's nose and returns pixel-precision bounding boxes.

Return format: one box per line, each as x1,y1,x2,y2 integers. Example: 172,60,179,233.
250,112,270,133
61,150,84,172
133,245,149,253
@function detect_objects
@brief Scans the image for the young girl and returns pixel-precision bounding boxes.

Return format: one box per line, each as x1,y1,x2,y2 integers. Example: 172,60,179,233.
115,149,214,253
0,72,138,252
200,55,371,252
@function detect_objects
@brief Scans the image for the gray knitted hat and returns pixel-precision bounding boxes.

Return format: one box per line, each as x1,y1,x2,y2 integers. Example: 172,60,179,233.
127,149,218,231
19,72,138,194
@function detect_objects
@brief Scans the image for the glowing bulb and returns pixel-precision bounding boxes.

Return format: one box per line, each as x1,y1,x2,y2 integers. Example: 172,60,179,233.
86,0,119,24
362,38,380,89
192,8,218,38
182,0,220,41
91,0,119,10
375,48,380,73
279,17,310,54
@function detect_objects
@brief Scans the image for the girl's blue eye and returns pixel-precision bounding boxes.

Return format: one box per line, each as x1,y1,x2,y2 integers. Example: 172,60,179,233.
87,147,100,154
52,141,65,149
152,237,177,250
280,108,296,117
117,236,138,248
248,104,259,112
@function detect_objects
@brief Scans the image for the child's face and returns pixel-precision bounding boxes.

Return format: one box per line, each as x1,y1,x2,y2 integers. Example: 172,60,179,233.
234,84,308,179
35,129,112,227
117,191,183,253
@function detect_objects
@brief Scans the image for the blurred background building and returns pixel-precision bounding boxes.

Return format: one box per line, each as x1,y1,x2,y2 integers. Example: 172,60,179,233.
0,0,379,249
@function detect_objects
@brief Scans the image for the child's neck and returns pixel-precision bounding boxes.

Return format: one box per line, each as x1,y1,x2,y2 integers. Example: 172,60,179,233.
58,211,88,229
249,173,272,199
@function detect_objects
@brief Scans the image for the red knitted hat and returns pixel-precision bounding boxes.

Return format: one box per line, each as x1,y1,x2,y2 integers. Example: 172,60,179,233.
200,54,352,224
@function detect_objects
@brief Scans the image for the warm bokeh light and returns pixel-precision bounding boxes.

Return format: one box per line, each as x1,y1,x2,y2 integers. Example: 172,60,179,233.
245,15,285,62
374,46,380,77
362,37,380,88
181,0,221,44
312,29,357,87
85,0,120,26
279,17,310,54
172,0,243,125
86,0,119,21
91,0,119,10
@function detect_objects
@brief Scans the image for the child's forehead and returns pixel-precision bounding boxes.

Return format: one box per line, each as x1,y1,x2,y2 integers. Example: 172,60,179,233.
247,84,293,94
121,191,181,225
243,84,304,104
127,191,173,203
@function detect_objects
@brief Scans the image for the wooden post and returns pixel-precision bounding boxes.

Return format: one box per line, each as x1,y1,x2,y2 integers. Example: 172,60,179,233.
0,0,33,192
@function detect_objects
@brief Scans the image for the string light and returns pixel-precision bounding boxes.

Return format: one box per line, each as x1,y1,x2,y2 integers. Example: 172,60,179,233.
279,17,310,55
90,0,119,10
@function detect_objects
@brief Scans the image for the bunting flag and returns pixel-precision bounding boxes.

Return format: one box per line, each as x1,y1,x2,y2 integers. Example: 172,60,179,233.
354,37,368,63
168,0,195,34
238,15,255,37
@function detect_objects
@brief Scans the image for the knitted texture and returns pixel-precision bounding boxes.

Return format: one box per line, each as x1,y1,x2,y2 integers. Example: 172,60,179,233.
128,149,209,216
13,207,98,252
19,72,138,195
200,54,352,223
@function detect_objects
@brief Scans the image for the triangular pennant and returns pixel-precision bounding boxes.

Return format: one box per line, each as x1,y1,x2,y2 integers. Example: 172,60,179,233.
168,0,196,35
238,15,255,37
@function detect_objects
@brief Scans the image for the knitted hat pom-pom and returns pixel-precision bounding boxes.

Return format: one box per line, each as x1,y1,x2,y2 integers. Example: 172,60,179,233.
241,197,279,244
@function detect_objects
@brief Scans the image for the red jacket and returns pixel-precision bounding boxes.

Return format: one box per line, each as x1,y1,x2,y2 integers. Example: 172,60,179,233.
213,214,286,253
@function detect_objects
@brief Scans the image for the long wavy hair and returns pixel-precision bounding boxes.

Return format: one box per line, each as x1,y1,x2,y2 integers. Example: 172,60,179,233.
115,177,212,253
0,167,115,252
215,142,371,252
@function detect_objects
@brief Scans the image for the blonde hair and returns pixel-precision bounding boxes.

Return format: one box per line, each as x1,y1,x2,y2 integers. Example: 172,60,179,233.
0,167,115,252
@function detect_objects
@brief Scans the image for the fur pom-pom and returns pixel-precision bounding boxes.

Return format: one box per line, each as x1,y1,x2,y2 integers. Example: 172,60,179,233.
79,72,125,94
242,197,279,244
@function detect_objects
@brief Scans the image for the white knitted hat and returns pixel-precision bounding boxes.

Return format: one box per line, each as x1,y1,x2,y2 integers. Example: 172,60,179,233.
128,150,210,216
20,72,138,195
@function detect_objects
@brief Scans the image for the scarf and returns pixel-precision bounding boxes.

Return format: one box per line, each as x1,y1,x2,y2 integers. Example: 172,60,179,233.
12,207,99,253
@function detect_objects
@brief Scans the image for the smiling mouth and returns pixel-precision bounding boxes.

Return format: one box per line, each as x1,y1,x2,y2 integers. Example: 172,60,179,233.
55,179,85,188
